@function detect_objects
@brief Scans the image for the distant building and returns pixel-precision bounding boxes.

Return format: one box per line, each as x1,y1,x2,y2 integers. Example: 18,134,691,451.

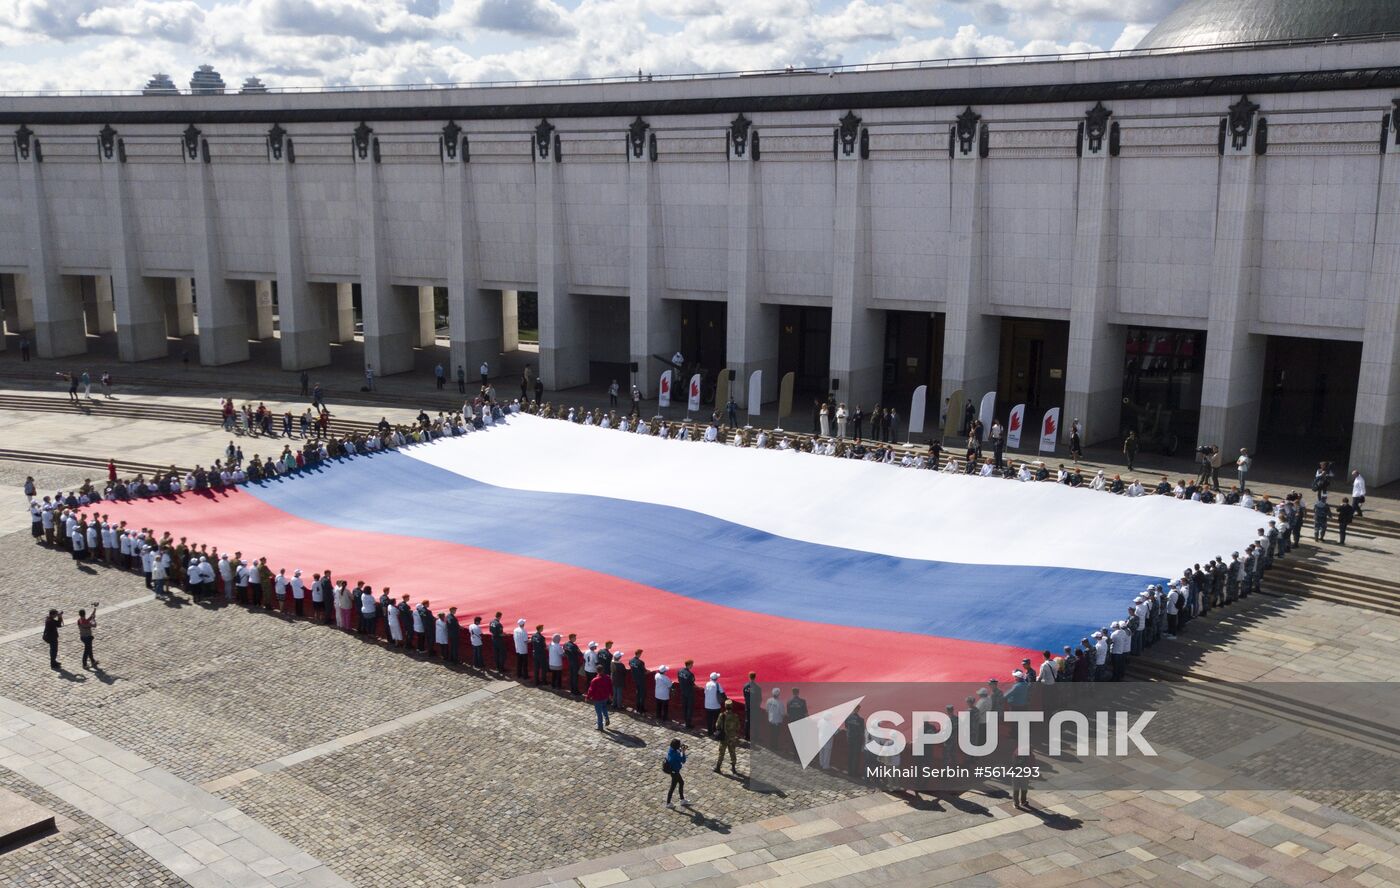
140,73,178,96
240,77,269,94
189,65,226,96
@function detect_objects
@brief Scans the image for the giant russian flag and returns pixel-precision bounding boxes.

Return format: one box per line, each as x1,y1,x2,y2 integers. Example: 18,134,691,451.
96,415,1263,685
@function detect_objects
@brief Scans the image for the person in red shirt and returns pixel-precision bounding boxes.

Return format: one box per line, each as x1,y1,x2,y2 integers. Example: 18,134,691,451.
107,460,117,483
586,671,613,731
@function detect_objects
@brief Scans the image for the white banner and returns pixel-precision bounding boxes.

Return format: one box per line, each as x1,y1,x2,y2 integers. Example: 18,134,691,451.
687,373,702,412
658,370,672,408
1039,407,1061,454
747,370,762,417
1007,403,1026,449
907,385,927,436
978,391,996,434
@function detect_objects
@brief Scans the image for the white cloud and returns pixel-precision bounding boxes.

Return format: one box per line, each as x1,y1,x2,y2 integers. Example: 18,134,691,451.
0,0,1167,91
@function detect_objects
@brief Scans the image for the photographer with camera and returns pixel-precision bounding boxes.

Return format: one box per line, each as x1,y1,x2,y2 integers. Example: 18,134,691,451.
42,608,63,669
663,738,691,808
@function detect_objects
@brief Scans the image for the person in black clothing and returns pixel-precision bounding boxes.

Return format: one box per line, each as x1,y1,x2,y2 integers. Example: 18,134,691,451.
489,612,506,671
629,650,648,714
43,609,63,669
676,660,696,728
564,634,583,695
742,672,761,741
1338,497,1355,545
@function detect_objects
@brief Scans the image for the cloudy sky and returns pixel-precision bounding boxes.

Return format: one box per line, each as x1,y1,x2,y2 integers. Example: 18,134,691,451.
0,0,1180,92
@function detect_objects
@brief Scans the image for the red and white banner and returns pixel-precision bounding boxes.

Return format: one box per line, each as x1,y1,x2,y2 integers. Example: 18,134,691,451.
658,370,672,408
688,373,702,412
1007,403,1025,449
1038,407,1060,454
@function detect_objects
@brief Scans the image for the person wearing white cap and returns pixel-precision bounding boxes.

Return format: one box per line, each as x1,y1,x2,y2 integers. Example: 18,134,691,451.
703,672,725,735
1093,631,1109,681
274,569,289,613
469,616,485,667
548,633,565,689
583,641,598,681
290,569,306,617
513,618,529,679
1109,621,1131,680
654,666,673,721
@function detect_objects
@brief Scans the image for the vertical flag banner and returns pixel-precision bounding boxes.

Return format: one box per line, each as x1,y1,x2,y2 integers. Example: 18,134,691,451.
658,370,672,408
748,370,763,418
1007,404,1026,449
778,372,795,421
1039,407,1060,454
978,391,996,433
688,374,702,412
944,388,964,439
908,385,928,436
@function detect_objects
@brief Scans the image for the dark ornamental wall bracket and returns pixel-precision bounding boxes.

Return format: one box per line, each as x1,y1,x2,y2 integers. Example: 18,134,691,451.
859,127,869,160
751,130,761,161
534,118,555,159
15,124,32,160
1254,117,1268,155
268,123,286,160
371,136,381,164
98,124,117,160
627,116,650,159
201,138,211,164
1227,95,1259,151
182,124,201,160
978,122,989,158
1393,98,1400,147
353,122,372,160
729,113,751,158
442,120,462,161
837,110,861,157
286,138,296,164
117,138,126,163
648,130,657,161
1083,101,1112,154
1383,111,1392,154
1108,121,1121,157
954,106,980,156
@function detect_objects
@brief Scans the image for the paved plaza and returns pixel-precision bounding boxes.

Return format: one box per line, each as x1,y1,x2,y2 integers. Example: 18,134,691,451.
1,377,1399,887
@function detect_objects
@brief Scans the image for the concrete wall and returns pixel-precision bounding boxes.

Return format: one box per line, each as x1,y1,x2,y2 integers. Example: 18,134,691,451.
4,38,1400,478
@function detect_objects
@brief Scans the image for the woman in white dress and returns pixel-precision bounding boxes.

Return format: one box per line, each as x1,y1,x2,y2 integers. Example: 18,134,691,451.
387,597,405,646
819,403,830,437
836,403,848,439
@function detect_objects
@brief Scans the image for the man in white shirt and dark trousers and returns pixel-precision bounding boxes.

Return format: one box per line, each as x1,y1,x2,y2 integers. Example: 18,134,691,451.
513,619,529,678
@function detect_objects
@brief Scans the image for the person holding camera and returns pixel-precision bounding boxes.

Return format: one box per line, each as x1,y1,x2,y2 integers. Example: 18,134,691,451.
78,604,98,670
43,609,63,669
663,738,691,808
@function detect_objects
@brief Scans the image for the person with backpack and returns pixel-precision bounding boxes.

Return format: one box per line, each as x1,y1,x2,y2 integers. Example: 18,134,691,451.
663,739,691,808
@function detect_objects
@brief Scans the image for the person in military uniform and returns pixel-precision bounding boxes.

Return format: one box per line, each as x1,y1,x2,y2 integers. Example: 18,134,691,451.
844,704,866,779
563,634,583,695
629,650,648,714
742,672,761,741
531,625,548,684
676,660,696,728
714,700,742,774
489,612,505,671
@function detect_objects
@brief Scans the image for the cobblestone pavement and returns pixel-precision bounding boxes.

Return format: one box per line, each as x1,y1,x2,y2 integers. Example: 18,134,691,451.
0,768,183,888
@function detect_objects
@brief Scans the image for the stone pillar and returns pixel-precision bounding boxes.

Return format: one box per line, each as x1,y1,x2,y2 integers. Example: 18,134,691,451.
502,291,520,352
93,277,117,335
99,137,166,361
253,280,276,340
627,128,677,398
355,127,414,376
18,138,86,358
829,117,883,412
535,126,588,390
185,131,249,365
1199,102,1266,456
334,283,356,343
1351,116,1400,484
1063,128,1124,447
417,286,437,347
725,121,779,405
941,114,998,417
13,274,35,333
444,147,497,381
174,278,196,336
270,139,329,369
